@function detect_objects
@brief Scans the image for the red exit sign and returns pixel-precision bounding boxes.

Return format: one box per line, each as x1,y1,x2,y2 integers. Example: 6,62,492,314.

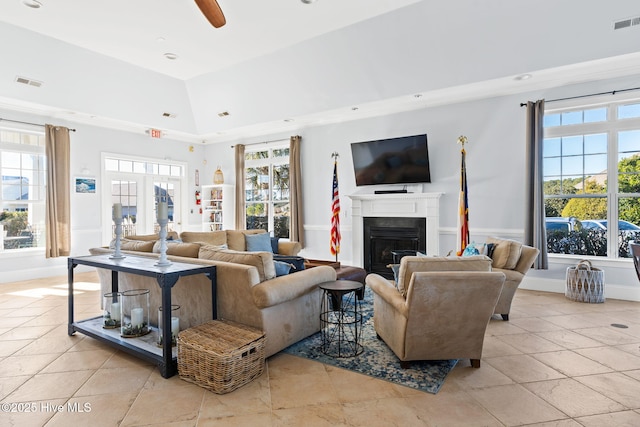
149,128,162,138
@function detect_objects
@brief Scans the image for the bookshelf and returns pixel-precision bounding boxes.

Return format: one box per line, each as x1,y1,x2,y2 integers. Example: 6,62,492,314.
201,184,235,231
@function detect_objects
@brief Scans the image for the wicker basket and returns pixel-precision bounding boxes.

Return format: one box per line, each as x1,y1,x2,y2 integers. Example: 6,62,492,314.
177,320,265,394
566,260,605,303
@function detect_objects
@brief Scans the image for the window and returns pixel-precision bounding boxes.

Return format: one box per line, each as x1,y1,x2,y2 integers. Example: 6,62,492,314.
103,154,185,241
543,99,640,258
244,142,290,238
0,128,46,251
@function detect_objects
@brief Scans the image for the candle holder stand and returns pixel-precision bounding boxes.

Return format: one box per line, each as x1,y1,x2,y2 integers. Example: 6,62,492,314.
155,218,172,267
110,217,126,259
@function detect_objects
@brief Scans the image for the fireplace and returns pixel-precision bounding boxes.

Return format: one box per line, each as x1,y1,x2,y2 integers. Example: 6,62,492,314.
364,217,426,279
348,192,442,272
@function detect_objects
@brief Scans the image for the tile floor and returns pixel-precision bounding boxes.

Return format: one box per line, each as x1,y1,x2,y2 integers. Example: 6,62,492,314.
1,272,640,426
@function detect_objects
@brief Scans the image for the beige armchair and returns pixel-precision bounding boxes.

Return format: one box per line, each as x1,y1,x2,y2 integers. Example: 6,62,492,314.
367,256,505,368
486,237,540,321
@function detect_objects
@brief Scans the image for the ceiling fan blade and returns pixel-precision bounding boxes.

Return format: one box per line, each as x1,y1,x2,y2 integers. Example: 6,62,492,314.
194,0,226,28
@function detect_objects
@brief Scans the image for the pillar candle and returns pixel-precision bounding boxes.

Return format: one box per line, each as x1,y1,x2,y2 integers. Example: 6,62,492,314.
131,307,144,328
171,316,180,338
157,202,168,221
112,203,122,221
110,302,121,321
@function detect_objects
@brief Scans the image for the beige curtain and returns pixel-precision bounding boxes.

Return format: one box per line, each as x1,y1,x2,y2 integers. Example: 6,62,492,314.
234,144,246,230
524,100,548,269
45,124,71,258
289,135,305,247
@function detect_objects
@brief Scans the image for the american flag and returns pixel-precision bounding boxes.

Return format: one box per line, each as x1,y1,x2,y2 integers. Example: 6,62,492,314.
456,142,469,256
330,158,341,257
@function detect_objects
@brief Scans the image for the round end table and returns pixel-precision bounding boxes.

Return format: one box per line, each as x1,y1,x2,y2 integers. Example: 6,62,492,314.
319,280,364,358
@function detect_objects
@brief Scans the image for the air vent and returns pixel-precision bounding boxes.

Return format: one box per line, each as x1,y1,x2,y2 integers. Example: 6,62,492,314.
614,16,640,30
15,76,43,87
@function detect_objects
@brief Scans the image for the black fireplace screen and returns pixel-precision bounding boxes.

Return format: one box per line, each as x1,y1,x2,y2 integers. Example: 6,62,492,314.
363,217,426,279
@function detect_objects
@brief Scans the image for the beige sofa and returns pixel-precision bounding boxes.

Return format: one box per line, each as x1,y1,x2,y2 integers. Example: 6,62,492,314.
367,255,505,367
92,230,335,357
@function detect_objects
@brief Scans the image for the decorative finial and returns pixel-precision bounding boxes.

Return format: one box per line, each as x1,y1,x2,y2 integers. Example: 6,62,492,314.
331,151,339,159
457,135,468,147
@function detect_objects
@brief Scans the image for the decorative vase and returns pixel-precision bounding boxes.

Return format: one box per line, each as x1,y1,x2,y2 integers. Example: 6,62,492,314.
213,166,224,184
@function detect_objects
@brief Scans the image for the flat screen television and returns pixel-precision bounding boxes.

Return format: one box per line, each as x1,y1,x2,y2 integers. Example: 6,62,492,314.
350,134,431,186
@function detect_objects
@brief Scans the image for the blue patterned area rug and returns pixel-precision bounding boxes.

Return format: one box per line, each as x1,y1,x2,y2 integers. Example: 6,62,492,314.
283,286,457,394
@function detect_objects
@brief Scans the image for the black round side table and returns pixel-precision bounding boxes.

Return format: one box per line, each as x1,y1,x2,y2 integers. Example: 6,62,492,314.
319,280,364,358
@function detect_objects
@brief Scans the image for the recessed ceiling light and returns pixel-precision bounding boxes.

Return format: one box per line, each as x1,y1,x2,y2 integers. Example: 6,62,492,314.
351,107,359,111
164,52,178,60
515,73,532,81
284,118,294,122
218,111,230,117
157,37,166,42
414,94,423,98
22,0,42,9
301,0,317,4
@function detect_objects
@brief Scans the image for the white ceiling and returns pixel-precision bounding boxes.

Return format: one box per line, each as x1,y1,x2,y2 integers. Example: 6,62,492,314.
1,0,640,143
1,0,423,80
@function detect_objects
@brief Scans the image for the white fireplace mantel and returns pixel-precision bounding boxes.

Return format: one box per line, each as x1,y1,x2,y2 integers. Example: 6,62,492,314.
348,192,442,268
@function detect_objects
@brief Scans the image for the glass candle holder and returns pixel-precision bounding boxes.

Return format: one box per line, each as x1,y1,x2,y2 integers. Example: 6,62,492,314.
121,289,150,338
103,292,121,329
157,304,180,347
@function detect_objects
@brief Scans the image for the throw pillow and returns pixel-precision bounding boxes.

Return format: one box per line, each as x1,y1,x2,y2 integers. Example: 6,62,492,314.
152,241,201,258
462,242,480,256
198,246,276,281
486,237,522,269
388,263,400,287
120,239,155,252
273,255,305,272
246,232,273,252
270,236,280,254
274,260,294,276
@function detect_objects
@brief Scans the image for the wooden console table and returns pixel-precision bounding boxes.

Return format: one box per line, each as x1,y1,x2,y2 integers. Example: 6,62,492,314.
67,254,217,378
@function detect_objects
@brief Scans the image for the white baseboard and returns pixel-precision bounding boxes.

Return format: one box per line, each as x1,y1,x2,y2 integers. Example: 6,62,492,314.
520,276,640,302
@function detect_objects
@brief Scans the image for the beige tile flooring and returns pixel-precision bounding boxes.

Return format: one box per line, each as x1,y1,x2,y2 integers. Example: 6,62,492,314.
1,272,640,426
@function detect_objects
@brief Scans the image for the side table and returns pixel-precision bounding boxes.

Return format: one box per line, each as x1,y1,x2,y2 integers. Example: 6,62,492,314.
319,280,364,358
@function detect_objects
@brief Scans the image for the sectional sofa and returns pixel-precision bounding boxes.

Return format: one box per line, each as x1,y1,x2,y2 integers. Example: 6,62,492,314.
90,229,336,357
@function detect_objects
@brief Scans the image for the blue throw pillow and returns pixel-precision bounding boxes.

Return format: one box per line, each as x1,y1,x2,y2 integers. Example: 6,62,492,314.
274,260,294,276
389,264,400,284
270,237,279,254
462,242,480,257
245,233,273,252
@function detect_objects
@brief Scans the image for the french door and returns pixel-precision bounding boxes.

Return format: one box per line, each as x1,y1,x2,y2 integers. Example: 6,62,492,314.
103,174,182,242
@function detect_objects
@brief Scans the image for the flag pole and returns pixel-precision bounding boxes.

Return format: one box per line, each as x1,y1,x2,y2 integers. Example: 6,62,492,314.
330,152,341,263
456,136,470,256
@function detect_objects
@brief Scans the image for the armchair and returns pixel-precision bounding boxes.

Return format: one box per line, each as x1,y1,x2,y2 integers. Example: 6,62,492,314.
367,256,505,368
486,238,539,321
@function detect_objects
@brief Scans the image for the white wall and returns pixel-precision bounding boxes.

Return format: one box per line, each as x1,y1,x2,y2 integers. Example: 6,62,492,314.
2,74,640,301
205,74,640,301
0,109,206,282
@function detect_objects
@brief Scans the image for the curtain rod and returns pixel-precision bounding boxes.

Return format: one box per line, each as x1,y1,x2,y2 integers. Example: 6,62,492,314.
519,86,640,107
0,118,76,132
230,136,299,148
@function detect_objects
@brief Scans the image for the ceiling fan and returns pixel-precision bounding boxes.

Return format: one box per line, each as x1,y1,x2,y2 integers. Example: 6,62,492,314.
194,0,226,28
